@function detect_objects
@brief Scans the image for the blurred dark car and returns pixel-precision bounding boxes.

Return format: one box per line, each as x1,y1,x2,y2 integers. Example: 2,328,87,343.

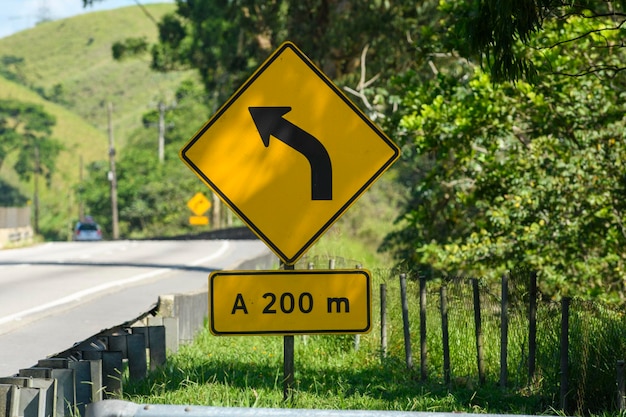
73,219,103,241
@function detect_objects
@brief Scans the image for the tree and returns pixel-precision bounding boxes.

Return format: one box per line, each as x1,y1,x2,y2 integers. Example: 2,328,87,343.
382,52,626,304
0,99,63,231
0,100,62,184
88,0,444,113
445,0,626,82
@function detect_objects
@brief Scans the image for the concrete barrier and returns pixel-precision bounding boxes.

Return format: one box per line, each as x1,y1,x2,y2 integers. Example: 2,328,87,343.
0,249,276,417
0,207,33,249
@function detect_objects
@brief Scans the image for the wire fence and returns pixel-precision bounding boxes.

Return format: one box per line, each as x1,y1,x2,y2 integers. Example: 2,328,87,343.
295,256,626,415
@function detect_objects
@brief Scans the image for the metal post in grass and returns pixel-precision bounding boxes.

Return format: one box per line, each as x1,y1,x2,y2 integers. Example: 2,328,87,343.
500,273,509,389
400,273,414,370
617,360,625,412
380,283,387,359
528,271,537,384
419,273,427,381
440,283,450,385
283,262,295,401
472,278,485,385
560,297,570,413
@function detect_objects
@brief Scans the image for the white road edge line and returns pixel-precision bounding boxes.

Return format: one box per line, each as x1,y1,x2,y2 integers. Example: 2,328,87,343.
0,241,230,326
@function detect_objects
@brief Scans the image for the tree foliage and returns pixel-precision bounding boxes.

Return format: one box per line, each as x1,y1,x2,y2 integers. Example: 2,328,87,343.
99,0,442,110
446,0,626,82
0,99,62,191
383,46,626,303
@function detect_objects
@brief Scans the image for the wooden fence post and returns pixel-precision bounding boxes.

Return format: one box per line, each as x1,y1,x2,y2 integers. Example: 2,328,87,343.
472,278,486,385
380,283,387,360
617,360,625,412
500,273,509,389
419,274,427,381
560,297,570,413
400,273,413,370
440,284,451,385
354,264,362,351
528,271,537,384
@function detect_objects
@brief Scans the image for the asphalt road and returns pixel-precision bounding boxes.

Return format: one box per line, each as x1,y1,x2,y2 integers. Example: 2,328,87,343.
0,239,272,376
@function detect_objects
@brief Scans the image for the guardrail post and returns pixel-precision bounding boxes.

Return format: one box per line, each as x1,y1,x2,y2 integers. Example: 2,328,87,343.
143,317,180,353
163,317,179,353
70,360,97,416
135,325,167,371
39,358,78,417
148,326,166,370
80,353,104,405
17,370,57,417
108,335,128,359
127,334,147,381
0,383,18,417
83,351,123,399
109,333,147,381
0,377,49,417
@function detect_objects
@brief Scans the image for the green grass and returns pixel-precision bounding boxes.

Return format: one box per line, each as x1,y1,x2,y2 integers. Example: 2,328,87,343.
123,328,546,413
121,213,626,415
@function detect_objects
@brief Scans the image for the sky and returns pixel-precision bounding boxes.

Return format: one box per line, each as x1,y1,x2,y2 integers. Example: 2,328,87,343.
0,0,174,39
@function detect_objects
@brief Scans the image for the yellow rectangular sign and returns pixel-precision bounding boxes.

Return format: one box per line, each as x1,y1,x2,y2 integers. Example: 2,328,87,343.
189,215,209,225
209,270,371,335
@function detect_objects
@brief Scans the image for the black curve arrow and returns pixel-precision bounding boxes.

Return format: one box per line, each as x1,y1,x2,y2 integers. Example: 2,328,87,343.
249,106,332,200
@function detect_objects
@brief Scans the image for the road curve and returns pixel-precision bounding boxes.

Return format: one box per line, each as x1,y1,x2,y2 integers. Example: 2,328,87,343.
0,239,273,376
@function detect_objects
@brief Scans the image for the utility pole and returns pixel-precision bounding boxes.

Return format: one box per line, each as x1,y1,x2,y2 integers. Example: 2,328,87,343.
156,101,176,163
78,155,84,221
33,144,40,235
158,101,165,163
108,102,120,240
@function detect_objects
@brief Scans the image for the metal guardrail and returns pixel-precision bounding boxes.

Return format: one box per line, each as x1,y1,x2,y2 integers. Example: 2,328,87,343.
87,400,544,417
0,250,277,417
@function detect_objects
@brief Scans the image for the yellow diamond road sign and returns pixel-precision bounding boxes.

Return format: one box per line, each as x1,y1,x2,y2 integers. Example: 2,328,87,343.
186,192,211,216
180,42,400,264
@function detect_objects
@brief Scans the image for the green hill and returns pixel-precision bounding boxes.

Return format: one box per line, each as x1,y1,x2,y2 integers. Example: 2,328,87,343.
0,3,196,239
0,3,193,146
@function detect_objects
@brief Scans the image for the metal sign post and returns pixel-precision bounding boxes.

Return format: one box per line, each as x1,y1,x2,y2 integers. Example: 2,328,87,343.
283,263,295,401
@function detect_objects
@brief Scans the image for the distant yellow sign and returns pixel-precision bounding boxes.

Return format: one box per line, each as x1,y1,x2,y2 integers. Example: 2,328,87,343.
180,42,399,264
189,216,209,226
209,269,372,335
186,192,211,216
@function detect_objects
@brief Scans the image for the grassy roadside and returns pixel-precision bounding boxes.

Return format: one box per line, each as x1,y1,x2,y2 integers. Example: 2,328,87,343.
122,289,547,414
121,213,552,415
